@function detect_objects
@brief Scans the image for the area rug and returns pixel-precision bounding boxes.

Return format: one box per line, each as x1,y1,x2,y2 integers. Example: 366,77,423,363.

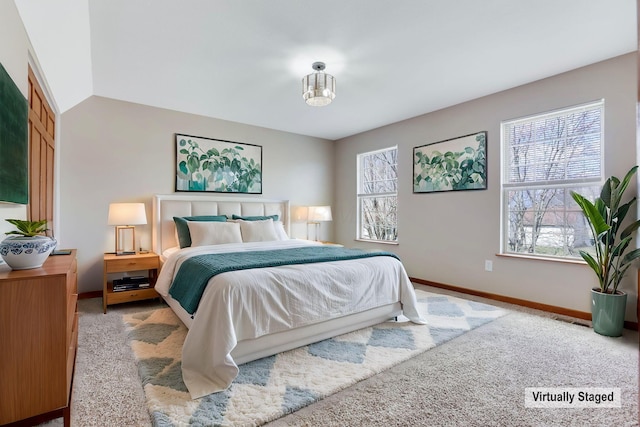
124,289,506,426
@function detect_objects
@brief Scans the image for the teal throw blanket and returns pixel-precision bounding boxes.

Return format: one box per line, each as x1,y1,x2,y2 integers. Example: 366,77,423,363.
169,246,399,315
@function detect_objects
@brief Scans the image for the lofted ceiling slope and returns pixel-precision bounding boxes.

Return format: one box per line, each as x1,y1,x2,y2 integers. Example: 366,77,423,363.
16,0,637,140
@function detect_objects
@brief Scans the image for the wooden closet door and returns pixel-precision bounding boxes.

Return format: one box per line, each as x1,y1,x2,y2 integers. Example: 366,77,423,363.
27,66,55,234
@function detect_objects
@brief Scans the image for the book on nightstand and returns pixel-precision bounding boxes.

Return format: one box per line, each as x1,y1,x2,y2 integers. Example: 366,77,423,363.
112,276,150,292
113,283,150,292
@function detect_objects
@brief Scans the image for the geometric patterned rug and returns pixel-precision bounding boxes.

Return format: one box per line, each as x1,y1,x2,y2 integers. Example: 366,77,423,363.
123,289,506,426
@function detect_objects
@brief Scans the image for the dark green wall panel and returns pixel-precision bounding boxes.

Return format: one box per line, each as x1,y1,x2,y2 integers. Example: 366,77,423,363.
0,62,28,205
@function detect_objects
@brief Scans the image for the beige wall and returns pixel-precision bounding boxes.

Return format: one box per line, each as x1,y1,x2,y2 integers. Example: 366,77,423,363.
59,96,334,292
334,53,638,321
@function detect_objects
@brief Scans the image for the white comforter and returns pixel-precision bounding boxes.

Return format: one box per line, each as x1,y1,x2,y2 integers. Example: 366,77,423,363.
155,239,426,398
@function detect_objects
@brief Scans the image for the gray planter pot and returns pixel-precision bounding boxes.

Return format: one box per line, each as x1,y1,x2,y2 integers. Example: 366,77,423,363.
591,288,627,337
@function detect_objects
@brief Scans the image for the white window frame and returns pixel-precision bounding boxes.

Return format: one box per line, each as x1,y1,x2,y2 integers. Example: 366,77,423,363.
500,100,604,259
356,146,398,244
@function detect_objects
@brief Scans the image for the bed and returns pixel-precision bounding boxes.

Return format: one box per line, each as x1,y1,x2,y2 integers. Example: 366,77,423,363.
152,194,426,399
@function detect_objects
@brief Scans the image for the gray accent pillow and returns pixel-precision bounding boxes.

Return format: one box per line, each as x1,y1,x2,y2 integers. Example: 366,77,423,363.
231,214,279,221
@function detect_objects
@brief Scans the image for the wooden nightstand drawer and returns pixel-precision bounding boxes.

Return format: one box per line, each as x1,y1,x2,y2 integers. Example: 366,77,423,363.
105,256,159,273
107,287,158,305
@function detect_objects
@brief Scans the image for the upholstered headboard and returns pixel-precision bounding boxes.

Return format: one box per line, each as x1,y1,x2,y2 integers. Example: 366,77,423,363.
152,194,290,255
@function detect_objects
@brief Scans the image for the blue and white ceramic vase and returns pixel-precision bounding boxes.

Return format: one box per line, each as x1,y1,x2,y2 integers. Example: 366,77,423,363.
0,235,57,270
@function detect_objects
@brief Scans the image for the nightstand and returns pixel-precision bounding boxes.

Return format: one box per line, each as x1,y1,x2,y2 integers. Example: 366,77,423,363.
103,252,160,313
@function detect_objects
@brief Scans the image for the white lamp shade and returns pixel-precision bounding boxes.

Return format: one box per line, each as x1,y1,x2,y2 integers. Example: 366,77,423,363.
107,203,147,225
308,206,332,222
291,206,309,222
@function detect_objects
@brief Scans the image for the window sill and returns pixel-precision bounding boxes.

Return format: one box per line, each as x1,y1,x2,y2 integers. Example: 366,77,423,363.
355,239,399,246
497,252,586,265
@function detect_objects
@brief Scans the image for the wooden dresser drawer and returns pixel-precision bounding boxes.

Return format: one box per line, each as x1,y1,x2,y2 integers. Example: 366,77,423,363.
66,312,79,399
67,293,78,347
67,258,78,293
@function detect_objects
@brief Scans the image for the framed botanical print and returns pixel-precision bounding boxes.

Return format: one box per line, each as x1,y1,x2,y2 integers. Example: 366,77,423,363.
175,133,262,194
413,131,487,193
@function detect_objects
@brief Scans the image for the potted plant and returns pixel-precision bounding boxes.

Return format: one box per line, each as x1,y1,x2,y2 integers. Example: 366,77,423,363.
571,165,640,337
0,219,57,270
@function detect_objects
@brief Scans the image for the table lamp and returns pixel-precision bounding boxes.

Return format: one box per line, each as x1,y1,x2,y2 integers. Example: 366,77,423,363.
107,202,147,255
307,205,332,241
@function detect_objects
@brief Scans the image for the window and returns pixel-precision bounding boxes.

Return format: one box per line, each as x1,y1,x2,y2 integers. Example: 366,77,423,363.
357,146,398,242
501,100,604,258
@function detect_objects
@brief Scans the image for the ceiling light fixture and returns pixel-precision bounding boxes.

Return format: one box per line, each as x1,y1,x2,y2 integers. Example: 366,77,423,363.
302,62,335,107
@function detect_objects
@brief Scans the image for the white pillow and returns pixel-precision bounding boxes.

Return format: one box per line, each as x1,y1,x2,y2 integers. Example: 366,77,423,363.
238,219,279,242
273,221,289,240
188,221,242,246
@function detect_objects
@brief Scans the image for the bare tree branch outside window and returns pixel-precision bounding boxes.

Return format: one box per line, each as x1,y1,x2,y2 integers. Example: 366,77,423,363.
358,147,398,242
503,102,603,258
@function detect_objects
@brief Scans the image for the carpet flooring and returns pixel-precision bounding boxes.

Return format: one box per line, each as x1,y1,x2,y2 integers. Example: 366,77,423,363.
123,290,506,426
39,285,638,426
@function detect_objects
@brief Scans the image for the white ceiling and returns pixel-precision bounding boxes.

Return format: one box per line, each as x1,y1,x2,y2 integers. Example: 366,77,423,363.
16,0,637,140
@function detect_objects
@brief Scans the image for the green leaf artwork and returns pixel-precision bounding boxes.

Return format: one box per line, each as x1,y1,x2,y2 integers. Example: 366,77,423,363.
0,62,28,204
413,132,487,193
175,134,262,194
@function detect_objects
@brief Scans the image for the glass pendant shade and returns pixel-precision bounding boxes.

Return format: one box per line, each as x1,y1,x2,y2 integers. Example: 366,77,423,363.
302,62,336,106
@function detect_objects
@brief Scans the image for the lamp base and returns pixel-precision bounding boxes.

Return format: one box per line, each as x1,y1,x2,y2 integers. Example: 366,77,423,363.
114,225,136,255
307,222,321,241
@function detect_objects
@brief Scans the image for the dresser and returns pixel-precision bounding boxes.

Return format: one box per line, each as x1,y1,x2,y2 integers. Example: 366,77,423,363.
0,250,78,427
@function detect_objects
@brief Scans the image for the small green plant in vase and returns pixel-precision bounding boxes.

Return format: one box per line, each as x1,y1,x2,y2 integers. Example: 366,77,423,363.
5,219,49,237
0,219,57,270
